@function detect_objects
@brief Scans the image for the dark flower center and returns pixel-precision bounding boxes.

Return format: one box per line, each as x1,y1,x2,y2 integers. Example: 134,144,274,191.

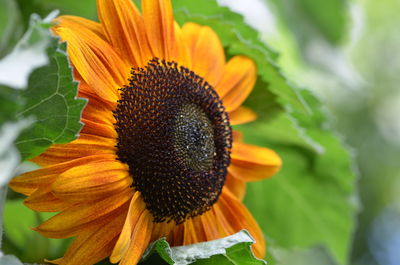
113,58,232,224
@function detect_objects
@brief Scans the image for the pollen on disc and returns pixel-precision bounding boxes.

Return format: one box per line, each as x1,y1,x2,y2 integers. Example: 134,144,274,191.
173,103,215,172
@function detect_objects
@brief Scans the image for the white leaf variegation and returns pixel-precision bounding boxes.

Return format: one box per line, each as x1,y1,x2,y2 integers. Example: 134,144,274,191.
0,11,58,89
0,253,24,265
0,120,31,187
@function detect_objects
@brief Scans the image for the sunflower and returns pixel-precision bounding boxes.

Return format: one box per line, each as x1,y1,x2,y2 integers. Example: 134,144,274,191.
9,0,282,264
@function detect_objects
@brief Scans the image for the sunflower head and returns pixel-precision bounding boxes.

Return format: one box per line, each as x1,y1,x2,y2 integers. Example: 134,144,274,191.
114,58,232,224
9,0,282,264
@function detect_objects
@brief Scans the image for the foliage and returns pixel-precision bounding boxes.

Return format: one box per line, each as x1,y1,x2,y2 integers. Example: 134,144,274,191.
140,230,266,265
15,37,86,160
265,0,349,47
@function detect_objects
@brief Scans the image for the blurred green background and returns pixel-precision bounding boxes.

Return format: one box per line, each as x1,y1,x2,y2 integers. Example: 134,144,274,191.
0,0,399,264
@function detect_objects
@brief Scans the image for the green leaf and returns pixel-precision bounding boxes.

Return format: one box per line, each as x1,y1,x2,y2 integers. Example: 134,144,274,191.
173,1,357,264
5,14,87,161
140,230,266,265
0,187,7,249
0,86,31,187
241,112,357,265
266,0,349,45
0,86,23,124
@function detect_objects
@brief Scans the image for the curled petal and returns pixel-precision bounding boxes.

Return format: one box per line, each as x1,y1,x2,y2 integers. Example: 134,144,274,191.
229,142,282,182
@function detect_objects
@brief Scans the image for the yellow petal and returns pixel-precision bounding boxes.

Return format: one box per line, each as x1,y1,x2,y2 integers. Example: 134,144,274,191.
31,134,117,167
54,15,106,40
142,0,181,62
224,173,246,201
110,192,146,263
9,154,115,195
229,106,257,125
173,21,191,67
150,220,175,242
166,223,184,246
212,201,236,237
57,209,126,265
119,211,153,265
217,188,266,258
182,22,225,86
232,130,244,142
229,142,282,181
81,118,117,139
35,189,132,238
215,56,256,112
52,160,131,202
9,171,56,196
183,218,200,245
199,210,222,241
79,89,116,125
53,16,130,103
97,0,153,66
24,187,70,212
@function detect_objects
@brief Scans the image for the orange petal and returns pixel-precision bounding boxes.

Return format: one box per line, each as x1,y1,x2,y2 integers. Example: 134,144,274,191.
173,21,191,67
142,0,181,62
97,0,153,66
229,106,257,125
181,22,225,86
183,218,201,245
166,211,221,247
225,173,246,201
31,134,117,167
199,210,223,241
24,187,70,212
56,208,127,265
168,205,232,246
35,189,133,238
52,160,131,203
229,142,282,182
167,222,184,246
74,73,113,108
151,220,175,242
53,16,130,103
217,188,266,258
110,192,146,263
212,201,236,237
9,154,115,195
80,89,116,125
54,15,106,40
119,211,153,265
46,258,62,264
192,215,210,243
10,172,56,196
215,56,256,112
81,118,117,139
74,70,97,96
232,130,244,142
